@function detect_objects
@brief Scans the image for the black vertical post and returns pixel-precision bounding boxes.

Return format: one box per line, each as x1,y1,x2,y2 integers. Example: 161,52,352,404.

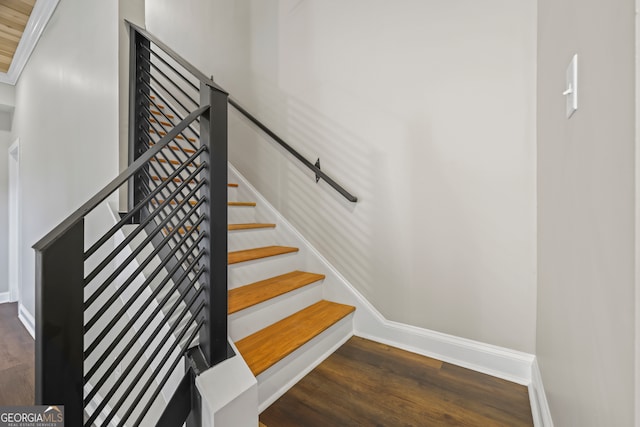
128,27,151,223
198,83,229,366
34,220,84,426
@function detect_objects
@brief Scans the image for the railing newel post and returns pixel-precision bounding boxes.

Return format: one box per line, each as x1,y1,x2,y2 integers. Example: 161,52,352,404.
128,27,151,223
198,83,229,366
34,220,84,426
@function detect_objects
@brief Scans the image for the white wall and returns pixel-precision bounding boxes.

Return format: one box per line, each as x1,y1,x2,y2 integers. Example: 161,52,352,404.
11,0,119,317
0,130,12,296
146,0,538,352
537,0,635,425
0,83,15,107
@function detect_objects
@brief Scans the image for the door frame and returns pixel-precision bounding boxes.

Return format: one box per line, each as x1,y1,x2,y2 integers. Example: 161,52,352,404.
8,138,20,303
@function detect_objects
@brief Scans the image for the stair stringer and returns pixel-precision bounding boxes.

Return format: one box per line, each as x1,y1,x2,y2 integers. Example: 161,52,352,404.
228,163,536,396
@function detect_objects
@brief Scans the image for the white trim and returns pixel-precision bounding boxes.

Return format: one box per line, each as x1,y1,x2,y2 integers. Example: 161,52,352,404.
0,292,10,304
8,139,20,303
228,163,535,386
0,0,60,85
529,358,554,426
18,304,35,339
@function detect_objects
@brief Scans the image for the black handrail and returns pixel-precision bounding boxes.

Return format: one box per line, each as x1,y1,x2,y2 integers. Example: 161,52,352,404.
126,21,356,203
228,98,358,203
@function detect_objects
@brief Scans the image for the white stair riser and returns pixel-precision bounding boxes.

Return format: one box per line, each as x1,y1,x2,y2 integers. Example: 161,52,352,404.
228,252,300,290
228,186,238,201
228,228,277,252
228,205,257,223
229,282,323,341
256,314,354,411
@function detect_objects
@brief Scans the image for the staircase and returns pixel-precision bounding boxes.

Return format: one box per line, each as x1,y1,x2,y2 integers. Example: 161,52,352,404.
34,22,357,426
146,95,357,410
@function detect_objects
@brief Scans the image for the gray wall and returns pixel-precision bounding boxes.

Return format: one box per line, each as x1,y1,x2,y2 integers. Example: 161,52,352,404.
146,0,538,353
11,0,119,316
536,0,636,424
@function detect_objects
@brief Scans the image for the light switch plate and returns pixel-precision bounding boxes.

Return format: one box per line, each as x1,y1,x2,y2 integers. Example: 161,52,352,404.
565,54,578,118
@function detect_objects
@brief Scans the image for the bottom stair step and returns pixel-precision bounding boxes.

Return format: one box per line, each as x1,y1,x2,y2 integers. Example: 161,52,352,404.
235,300,355,376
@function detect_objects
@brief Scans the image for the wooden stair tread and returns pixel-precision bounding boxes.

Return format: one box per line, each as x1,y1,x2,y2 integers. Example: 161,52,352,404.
259,423,267,427
229,246,298,265
149,117,172,127
149,142,195,154
228,223,275,231
151,175,196,185
164,225,199,235
228,271,325,314
150,128,197,142
153,199,253,207
151,110,174,120
236,300,355,376
228,201,256,207
150,157,200,167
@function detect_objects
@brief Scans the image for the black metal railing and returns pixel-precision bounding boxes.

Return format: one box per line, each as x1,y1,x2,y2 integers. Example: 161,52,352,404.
227,98,358,203
34,21,229,426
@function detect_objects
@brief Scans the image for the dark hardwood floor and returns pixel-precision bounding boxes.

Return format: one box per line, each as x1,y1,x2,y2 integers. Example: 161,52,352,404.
260,336,533,426
0,303,34,405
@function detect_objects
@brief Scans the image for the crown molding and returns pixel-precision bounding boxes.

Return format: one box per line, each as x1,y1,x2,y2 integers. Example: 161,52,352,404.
0,0,60,85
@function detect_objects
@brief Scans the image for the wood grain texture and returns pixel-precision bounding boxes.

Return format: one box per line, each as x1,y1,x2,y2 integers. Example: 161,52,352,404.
150,175,196,185
260,336,533,427
149,142,195,154
154,199,253,207
149,117,172,127
0,303,34,405
150,157,200,167
228,246,298,265
228,223,275,231
0,0,35,73
149,128,197,142
236,300,355,376
150,110,175,119
228,271,325,314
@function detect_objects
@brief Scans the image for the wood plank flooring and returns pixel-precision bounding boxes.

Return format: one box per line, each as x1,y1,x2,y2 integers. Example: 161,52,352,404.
0,303,34,405
260,336,533,426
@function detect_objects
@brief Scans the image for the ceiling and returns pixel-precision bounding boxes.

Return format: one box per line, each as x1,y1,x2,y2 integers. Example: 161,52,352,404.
0,0,37,74
0,0,59,85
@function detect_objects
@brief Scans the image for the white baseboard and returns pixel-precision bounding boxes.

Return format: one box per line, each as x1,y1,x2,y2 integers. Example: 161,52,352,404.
0,292,10,304
355,322,534,385
228,162,537,411
529,358,553,426
19,304,35,339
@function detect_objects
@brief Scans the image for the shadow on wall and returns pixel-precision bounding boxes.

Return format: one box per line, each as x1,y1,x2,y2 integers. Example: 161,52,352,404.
228,84,388,308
